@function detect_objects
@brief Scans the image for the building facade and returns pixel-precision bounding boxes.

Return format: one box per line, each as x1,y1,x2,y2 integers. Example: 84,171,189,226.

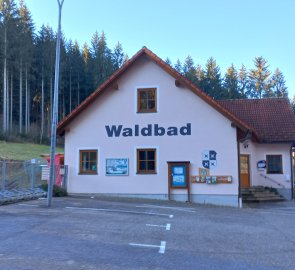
57,47,295,207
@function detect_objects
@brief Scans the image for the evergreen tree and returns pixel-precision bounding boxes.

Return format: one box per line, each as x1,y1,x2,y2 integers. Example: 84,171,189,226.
238,65,248,98
0,0,19,132
174,59,182,73
223,64,240,99
203,57,223,99
270,68,288,98
195,65,205,90
18,0,34,133
248,57,271,98
182,55,196,83
165,57,171,66
112,42,124,71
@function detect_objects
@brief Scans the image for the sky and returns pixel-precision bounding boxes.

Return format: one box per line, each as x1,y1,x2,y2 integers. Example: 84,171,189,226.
25,0,295,98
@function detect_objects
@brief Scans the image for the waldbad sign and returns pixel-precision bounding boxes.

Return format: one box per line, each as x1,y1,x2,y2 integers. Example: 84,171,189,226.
105,123,192,137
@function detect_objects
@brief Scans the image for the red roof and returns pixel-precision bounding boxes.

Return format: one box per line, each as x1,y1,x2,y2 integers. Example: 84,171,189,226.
57,47,252,136
218,98,295,143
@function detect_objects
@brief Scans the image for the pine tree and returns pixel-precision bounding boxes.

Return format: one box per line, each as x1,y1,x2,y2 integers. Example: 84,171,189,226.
112,42,124,71
223,64,240,99
165,57,171,66
182,55,196,83
0,0,19,132
248,57,271,98
174,59,182,73
270,68,288,98
238,65,248,98
203,57,223,99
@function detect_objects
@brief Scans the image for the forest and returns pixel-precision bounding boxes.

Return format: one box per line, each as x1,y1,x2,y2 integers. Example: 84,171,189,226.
0,0,293,144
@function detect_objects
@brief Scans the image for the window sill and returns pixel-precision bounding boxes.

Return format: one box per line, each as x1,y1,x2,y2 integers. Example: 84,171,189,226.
78,172,98,175
136,172,157,175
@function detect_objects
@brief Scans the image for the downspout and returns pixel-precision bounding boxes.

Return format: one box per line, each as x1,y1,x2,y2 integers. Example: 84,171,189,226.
237,135,242,208
290,144,295,201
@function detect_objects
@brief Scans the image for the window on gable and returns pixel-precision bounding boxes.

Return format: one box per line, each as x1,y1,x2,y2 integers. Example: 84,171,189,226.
137,88,157,113
137,148,156,174
79,150,98,174
266,155,283,174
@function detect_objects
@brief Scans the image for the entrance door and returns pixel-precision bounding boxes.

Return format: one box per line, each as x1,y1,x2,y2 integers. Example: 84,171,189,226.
240,155,250,188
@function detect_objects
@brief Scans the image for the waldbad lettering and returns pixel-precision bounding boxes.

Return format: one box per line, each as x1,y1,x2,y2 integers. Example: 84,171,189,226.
105,123,191,137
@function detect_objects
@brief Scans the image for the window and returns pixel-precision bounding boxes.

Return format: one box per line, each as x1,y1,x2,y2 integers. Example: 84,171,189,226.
137,149,156,174
137,88,157,113
266,155,282,174
79,150,98,174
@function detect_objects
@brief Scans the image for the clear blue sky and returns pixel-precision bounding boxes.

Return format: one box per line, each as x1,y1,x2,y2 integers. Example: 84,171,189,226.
25,0,295,98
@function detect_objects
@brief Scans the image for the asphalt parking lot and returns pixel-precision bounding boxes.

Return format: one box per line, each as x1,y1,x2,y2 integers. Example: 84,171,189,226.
0,196,295,270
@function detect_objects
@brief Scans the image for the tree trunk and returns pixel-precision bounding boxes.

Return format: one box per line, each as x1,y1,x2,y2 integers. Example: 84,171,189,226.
69,67,72,112
10,72,13,130
40,72,44,143
25,67,28,133
77,72,80,106
6,69,9,132
3,28,7,132
19,59,23,133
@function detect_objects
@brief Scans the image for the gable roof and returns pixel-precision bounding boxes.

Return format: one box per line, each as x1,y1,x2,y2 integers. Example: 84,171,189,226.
57,47,253,136
218,98,295,143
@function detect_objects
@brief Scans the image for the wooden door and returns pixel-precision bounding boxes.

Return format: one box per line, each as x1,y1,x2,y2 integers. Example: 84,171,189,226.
240,155,250,188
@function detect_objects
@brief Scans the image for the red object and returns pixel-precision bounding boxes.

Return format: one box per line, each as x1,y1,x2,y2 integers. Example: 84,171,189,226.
44,153,64,186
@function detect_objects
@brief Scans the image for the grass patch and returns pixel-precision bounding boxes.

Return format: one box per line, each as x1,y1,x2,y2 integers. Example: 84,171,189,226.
0,141,64,161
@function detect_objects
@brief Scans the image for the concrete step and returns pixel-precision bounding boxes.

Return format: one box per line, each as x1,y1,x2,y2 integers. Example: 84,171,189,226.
241,186,285,203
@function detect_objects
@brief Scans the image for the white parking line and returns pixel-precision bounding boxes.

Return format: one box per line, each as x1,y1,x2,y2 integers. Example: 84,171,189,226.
136,204,196,213
146,223,171,231
65,206,174,218
255,210,295,216
18,204,38,207
129,241,166,254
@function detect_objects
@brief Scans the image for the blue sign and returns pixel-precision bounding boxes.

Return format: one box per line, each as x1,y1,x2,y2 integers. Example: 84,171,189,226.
257,160,266,169
172,165,186,187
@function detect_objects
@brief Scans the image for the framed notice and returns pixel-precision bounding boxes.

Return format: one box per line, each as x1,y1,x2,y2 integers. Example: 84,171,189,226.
106,158,129,176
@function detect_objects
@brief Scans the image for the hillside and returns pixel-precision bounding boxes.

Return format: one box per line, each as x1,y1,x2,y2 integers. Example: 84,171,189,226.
0,141,64,161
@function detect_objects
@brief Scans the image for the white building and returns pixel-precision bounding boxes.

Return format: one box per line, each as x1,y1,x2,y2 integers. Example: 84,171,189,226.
57,47,295,207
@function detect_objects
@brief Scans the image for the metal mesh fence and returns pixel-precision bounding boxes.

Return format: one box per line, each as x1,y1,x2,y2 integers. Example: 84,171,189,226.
0,160,67,204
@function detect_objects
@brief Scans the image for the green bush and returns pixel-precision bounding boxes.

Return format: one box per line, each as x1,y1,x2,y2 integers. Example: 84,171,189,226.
40,183,68,197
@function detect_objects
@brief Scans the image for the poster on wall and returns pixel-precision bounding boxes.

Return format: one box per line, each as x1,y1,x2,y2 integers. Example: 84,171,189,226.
106,158,129,176
171,165,187,187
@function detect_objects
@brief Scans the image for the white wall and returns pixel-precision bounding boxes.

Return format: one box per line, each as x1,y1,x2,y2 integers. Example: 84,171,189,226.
240,141,292,189
64,57,239,201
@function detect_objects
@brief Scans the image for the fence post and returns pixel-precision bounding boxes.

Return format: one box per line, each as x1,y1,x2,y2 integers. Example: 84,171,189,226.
31,162,35,192
1,161,6,191
62,165,68,189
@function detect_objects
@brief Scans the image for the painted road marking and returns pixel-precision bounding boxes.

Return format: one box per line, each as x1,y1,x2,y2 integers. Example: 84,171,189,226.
254,210,295,216
136,204,196,213
146,223,171,230
129,241,166,254
65,206,174,218
18,204,38,207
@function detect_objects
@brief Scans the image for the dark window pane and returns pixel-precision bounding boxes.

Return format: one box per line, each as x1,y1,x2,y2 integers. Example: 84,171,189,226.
140,100,147,110
139,161,146,170
147,150,155,160
147,161,155,170
82,161,87,171
140,91,147,99
89,162,97,171
148,100,155,109
90,152,97,161
147,90,154,99
82,152,89,162
267,155,282,174
139,151,146,160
